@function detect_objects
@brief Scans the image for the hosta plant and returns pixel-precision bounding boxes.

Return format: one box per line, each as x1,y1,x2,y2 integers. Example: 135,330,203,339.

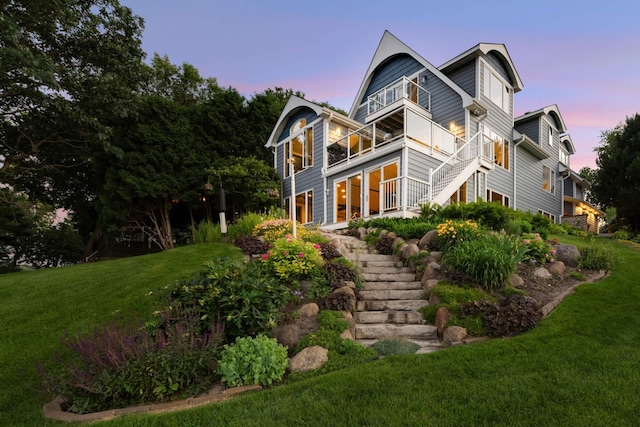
218,335,288,387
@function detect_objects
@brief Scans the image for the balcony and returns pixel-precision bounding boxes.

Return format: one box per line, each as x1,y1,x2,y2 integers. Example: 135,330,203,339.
367,76,431,117
327,105,459,169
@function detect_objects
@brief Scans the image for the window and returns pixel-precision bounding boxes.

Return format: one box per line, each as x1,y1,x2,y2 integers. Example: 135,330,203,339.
284,120,313,177
483,64,510,113
559,147,570,166
335,175,361,222
538,210,556,222
542,165,555,193
486,189,510,207
548,126,553,146
285,190,313,224
483,126,509,170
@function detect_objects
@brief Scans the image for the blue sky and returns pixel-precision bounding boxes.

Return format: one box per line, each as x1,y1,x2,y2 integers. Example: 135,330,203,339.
120,0,640,170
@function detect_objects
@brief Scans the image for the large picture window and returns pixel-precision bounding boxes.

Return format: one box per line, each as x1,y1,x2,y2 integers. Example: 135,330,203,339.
542,165,555,193
284,119,313,177
483,64,510,113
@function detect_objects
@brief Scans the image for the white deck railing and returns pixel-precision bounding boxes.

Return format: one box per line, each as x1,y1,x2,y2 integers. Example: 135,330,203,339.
367,76,431,115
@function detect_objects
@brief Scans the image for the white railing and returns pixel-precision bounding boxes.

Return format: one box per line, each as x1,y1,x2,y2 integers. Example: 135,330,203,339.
405,108,456,155
368,76,431,115
381,178,399,211
406,177,431,210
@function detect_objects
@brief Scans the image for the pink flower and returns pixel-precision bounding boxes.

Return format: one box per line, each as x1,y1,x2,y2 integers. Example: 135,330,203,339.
313,244,320,249
523,239,531,245
261,252,270,261
298,252,305,258
549,258,555,263
282,251,288,256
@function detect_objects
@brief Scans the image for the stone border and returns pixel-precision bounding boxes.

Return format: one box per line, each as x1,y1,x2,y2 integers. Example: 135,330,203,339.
540,270,608,317
43,384,261,423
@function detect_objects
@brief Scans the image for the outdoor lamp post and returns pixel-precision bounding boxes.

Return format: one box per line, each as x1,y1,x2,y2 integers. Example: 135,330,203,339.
287,158,296,238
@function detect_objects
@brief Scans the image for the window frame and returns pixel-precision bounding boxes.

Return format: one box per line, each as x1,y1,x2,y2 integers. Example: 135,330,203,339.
284,190,313,224
483,126,509,170
542,165,555,194
486,189,510,207
284,122,313,177
483,63,511,113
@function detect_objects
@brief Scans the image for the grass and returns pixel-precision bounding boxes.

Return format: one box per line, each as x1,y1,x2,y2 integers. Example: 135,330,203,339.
2,236,640,426
0,243,241,427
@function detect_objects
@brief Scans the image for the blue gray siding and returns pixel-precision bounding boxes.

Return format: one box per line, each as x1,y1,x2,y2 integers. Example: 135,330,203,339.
443,60,476,97
361,54,423,102
277,108,320,143
515,118,540,142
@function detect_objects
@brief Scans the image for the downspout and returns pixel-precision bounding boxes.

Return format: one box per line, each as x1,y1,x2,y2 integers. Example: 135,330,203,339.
513,136,524,210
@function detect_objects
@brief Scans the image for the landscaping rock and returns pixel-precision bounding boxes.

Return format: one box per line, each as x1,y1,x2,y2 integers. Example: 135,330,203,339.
548,261,566,275
298,303,320,318
554,244,581,267
402,243,420,260
333,286,355,297
443,326,467,343
288,346,328,372
430,251,444,262
534,267,553,280
420,262,441,282
386,231,397,240
510,274,524,287
434,306,452,337
419,230,439,249
340,329,354,341
272,324,301,351
392,237,406,250
357,226,367,240
422,278,439,293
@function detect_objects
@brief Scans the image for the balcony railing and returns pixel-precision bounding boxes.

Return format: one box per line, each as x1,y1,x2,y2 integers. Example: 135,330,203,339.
327,106,459,169
368,76,431,115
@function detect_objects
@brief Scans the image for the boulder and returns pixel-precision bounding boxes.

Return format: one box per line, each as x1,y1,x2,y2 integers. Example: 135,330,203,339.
333,286,355,297
434,306,452,337
443,326,467,343
298,303,319,318
357,227,367,240
534,267,552,280
288,346,329,372
402,243,420,260
548,261,566,275
272,324,301,351
509,274,524,287
386,231,397,240
420,263,441,283
554,244,581,267
392,237,406,250
422,278,439,293
340,329,354,341
430,251,444,262
418,230,439,249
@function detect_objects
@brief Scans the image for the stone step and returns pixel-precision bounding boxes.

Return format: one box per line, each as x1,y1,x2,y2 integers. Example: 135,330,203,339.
345,253,394,262
360,272,416,282
356,299,429,312
355,260,402,268
355,323,437,340
361,281,422,291
357,338,443,351
359,289,425,301
358,266,412,275
355,311,425,324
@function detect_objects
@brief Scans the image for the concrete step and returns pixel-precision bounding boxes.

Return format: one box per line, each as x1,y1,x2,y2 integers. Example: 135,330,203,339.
360,272,416,282
355,311,425,324
356,299,429,312
355,260,402,268
359,289,425,301
357,338,443,351
357,266,412,275
361,281,422,291
345,253,394,262
355,323,437,340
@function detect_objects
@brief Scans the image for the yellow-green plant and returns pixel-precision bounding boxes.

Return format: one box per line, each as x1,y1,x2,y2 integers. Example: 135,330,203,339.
261,235,324,282
435,219,480,251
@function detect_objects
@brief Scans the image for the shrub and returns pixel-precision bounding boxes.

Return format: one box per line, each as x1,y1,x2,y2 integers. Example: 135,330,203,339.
578,242,615,271
228,212,271,241
191,221,222,244
261,235,324,282
434,219,480,251
371,338,419,356
253,219,312,242
323,258,358,289
461,295,542,337
317,310,349,332
318,292,355,311
443,234,527,290
295,329,344,353
548,223,568,235
39,313,223,414
505,219,532,236
375,235,394,255
233,235,269,255
161,257,292,339
613,230,630,240
440,201,513,231
218,335,288,387
318,241,342,260
520,233,555,264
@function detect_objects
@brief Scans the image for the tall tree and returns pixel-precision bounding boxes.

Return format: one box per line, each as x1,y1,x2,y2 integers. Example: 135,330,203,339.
0,0,145,210
591,113,640,230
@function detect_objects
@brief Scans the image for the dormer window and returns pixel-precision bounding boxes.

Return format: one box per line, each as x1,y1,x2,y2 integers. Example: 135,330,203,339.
483,64,510,113
284,119,313,177
548,126,553,146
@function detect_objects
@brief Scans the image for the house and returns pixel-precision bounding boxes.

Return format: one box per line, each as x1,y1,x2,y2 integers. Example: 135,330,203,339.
265,31,602,232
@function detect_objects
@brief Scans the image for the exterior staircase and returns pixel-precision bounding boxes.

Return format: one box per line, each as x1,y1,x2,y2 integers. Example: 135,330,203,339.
330,233,440,351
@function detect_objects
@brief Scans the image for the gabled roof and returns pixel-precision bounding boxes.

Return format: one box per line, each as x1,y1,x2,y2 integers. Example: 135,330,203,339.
348,31,474,118
560,134,576,154
265,96,324,148
515,105,567,133
439,43,524,93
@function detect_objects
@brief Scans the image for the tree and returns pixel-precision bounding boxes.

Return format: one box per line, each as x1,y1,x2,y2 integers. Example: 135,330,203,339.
578,166,599,207
0,0,145,210
591,114,640,230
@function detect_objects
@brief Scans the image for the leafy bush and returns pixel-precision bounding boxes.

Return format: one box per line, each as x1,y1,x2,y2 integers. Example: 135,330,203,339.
440,201,513,231
253,219,313,242
39,313,223,414
520,233,555,264
323,258,358,289
233,235,269,255
229,212,272,241
613,230,630,240
295,329,344,353
161,257,291,338
318,241,342,260
349,217,437,240
261,235,324,282
434,219,480,251
375,235,395,255
505,219,532,236
548,223,568,235
578,242,615,271
461,295,542,337
317,310,349,332
318,292,355,311
191,221,223,244
371,338,419,356
443,234,527,290
218,335,288,387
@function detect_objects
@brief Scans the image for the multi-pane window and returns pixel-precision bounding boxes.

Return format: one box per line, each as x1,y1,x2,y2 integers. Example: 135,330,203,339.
483,126,509,170
284,119,313,177
284,190,313,224
543,165,555,193
559,147,570,166
486,189,510,207
483,64,510,113
538,210,556,222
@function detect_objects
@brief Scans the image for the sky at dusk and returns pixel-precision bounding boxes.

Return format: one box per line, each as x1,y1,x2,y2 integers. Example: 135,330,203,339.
120,0,640,170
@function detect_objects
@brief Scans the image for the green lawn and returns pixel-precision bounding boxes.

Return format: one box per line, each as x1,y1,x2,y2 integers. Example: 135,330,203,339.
2,237,640,426
0,244,242,427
